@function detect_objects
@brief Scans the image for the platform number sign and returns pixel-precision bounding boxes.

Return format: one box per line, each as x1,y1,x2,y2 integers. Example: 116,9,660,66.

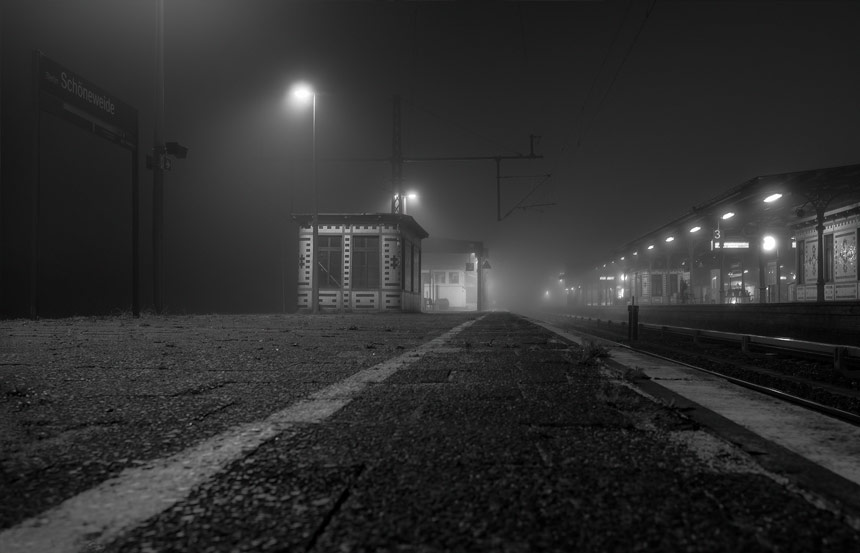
713,229,721,240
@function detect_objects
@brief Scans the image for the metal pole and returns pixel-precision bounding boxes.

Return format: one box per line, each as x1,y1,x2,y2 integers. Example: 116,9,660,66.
775,246,781,303
495,158,501,221
687,244,694,303
758,237,766,304
815,207,825,303
132,144,140,316
31,52,42,319
477,255,483,312
719,247,725,304
391,94,402,214
311,93,319,314
153,0,165,314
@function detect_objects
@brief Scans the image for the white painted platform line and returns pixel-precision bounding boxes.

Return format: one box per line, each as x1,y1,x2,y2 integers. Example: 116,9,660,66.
609,347,860,487
527,316,860,488
0,317,481,553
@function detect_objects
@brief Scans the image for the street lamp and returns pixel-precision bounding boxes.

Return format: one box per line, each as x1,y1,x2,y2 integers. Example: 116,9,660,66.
764,193,783,203
291,82,318,313
402,192,418,215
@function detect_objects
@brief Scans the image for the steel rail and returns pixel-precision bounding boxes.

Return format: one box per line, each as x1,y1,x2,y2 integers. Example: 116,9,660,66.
555,313,860,369
617,342,860,427
538,312,860,427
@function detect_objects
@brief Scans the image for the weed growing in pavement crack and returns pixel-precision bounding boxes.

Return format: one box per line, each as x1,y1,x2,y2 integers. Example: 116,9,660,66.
621,366,650,381
579,341,610,366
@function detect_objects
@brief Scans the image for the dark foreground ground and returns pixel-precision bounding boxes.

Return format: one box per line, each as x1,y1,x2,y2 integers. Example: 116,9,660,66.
1,312,858,552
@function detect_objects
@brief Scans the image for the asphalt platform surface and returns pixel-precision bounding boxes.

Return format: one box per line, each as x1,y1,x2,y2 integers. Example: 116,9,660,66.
1,311,859,552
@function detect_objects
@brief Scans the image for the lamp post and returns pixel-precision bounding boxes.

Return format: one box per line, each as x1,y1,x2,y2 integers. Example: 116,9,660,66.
687,225,701,303
664,236,675,303
292,83,318,314
762,235,779,303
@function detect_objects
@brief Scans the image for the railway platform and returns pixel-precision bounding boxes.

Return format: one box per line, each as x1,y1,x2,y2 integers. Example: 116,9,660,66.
1,311,859,552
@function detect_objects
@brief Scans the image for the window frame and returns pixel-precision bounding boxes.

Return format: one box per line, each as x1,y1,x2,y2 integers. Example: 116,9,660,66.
316,235,343,290
351,235,380,290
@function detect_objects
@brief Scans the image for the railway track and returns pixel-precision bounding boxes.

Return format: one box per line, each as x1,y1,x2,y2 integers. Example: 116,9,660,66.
534,312,860,425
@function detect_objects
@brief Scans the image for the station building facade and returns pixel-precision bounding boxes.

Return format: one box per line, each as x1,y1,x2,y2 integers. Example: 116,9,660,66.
292,213,428,312
421,238,487,311
571,164,860,306
794,205,859,302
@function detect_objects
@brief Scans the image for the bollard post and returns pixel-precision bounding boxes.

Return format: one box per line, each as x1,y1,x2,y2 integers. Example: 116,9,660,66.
627,297,639,341
834,347,846,372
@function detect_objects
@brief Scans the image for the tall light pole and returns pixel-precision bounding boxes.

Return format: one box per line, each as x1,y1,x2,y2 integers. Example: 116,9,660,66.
153,0,165,314
292,83,318,313
762,234,779,303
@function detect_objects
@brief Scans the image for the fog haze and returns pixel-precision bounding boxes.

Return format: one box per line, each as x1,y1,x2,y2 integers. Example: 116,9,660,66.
3,0,859,313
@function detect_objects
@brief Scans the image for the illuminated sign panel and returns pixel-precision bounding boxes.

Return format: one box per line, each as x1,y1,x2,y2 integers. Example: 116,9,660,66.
37,52,138,149
711,240,750,250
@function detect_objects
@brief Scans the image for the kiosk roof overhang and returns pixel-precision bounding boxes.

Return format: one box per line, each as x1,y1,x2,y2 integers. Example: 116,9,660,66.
291,212,429,240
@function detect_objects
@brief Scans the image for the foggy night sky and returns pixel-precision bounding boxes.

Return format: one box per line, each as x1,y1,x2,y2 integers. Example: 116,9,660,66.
4,0,860,313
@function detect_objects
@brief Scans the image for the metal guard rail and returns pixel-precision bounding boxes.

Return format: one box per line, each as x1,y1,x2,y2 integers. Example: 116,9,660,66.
556,314,859,372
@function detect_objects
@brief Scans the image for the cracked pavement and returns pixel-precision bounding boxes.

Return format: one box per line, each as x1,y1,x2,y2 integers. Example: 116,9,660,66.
2,312,859,552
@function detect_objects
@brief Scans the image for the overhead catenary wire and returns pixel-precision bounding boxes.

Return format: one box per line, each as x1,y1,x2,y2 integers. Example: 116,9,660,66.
526,0,637,213
582,0,658,145
396,2,556,218
520,0,659,218
557,0,635,160
549,0,658,180
502,172,554,220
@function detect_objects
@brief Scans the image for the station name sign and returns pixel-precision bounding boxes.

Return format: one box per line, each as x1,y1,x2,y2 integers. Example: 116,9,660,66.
37,52,138,149
57,71,116,116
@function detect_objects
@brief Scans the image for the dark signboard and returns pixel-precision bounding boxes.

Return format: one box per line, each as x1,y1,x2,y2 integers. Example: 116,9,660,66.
32,50,141,318
37,52,138,149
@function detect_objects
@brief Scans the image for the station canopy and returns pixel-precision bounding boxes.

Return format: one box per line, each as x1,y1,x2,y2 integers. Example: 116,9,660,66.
612,163,860,261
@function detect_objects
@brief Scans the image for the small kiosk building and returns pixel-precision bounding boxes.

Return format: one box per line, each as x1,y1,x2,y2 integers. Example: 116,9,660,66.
292,213,428,312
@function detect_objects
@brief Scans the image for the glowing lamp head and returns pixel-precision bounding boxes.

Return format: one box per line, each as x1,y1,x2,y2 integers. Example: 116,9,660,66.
722,212,735,220
689,226,701,233
764,193,782,203
665,236,674,243
647,244,654,250
291,83,314,103
762,235,777,251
